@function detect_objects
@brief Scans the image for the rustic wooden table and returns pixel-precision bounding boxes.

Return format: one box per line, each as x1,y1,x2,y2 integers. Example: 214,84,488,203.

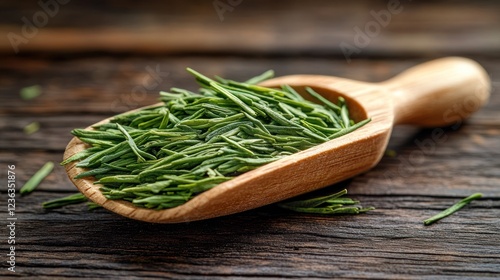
1,1,499,279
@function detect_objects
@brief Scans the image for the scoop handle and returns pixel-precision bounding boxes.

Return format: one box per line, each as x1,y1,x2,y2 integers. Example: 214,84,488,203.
380,57,490,127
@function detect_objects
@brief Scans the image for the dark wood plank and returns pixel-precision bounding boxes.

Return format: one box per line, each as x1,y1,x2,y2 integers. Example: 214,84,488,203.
0,0,499,56
2,190,499,279
1,56,500,116
0,115,105,151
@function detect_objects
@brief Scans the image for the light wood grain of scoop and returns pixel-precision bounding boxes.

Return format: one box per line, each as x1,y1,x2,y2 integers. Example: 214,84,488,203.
63,57,490,223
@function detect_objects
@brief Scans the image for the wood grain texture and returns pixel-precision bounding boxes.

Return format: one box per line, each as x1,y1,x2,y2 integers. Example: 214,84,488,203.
3,191,500,279
0,0,499,56
1,0,500,278
1,56,499,278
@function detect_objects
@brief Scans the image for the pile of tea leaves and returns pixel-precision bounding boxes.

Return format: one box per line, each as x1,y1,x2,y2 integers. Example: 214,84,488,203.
62,69,370,210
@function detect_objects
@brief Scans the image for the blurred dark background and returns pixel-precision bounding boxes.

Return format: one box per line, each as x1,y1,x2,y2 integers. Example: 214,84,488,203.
1,0,499,116
0,0,499,57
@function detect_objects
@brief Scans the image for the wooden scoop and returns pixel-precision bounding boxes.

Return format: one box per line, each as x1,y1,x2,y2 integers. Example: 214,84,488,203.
63,57,490,223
